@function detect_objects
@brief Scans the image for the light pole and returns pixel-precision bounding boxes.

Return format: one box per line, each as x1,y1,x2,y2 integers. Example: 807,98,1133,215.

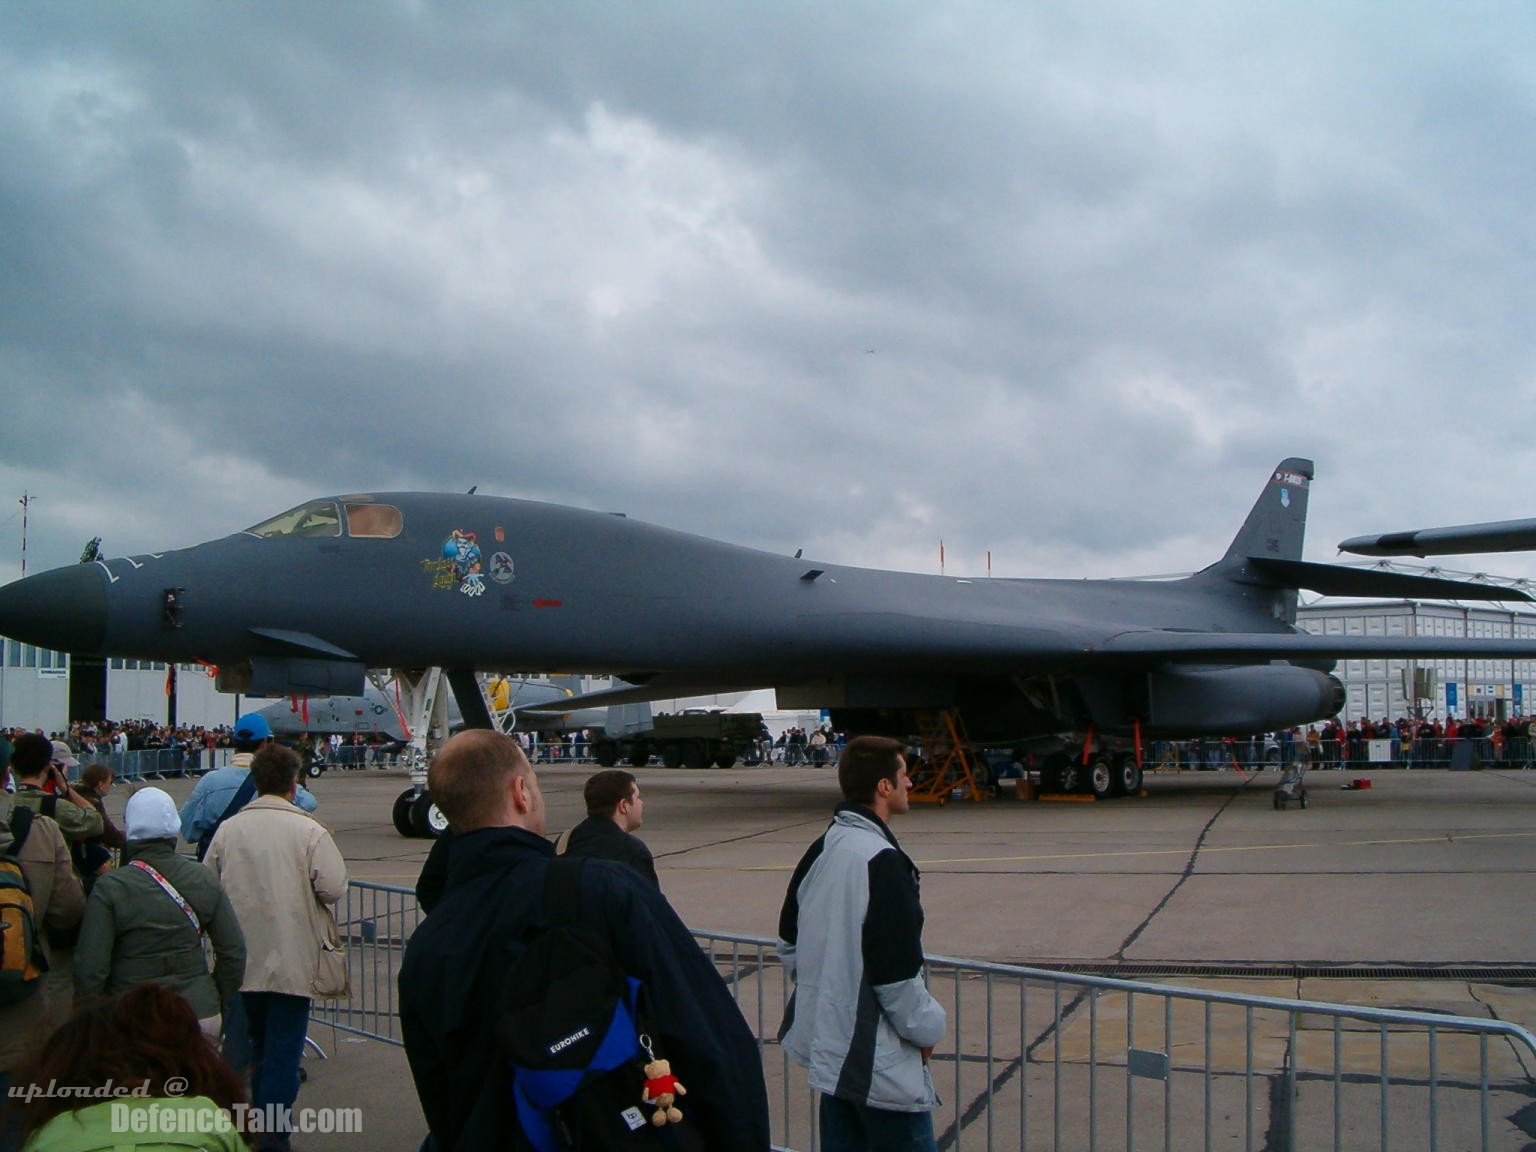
18,490,34,577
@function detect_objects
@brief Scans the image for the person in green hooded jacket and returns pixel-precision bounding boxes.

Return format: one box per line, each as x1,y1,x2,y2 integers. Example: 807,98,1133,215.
73,788,245,1036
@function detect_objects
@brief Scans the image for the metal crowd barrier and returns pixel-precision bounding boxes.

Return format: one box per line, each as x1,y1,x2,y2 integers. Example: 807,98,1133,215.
316,881,424,1045
319,882,1536,1150
76,746,232,781
1146,736,1535,772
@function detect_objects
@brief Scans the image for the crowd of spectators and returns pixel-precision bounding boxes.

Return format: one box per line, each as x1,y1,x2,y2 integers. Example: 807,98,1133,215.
1156,714,1535,771
1,721,239,786
0,723,344,1151
774,725,846,765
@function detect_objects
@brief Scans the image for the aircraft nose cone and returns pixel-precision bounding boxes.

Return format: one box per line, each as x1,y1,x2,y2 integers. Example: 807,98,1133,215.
0,564,108,654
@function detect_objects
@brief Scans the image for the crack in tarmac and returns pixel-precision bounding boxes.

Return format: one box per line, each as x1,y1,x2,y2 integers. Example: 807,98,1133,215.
1109,770,1261,963
655,817,826,860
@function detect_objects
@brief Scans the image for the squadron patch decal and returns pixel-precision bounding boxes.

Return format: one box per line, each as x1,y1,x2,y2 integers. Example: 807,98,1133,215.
423,529,486,596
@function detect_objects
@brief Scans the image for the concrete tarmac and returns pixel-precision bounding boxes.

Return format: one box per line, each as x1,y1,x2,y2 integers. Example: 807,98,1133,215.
99,763,1536,1149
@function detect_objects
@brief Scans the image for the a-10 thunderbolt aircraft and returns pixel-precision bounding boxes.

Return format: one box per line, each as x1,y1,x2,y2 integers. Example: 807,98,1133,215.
250,674,610,751
1,456,1533,801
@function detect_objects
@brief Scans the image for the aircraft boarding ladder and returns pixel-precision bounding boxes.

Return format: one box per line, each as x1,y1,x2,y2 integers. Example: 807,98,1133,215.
908,709,986,804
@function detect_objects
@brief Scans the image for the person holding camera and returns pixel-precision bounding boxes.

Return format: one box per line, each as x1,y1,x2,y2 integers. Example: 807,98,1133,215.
5,732,104,851
3,732,103,1038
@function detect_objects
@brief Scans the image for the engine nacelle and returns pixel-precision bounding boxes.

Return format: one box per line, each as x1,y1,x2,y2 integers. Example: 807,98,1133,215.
1146,664,1345,736
216,656,367,698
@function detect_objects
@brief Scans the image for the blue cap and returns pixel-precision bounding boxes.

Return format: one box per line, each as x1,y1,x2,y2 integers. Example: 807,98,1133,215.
233,712,274,743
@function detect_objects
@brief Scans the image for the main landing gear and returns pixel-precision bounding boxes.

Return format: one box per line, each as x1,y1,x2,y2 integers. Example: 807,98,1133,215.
1041,751,1144,799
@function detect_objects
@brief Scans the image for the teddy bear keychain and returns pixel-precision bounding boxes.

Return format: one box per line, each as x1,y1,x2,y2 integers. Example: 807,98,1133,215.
638,1034,687,1126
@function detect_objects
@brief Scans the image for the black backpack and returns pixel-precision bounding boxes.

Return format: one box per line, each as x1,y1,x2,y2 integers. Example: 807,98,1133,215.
497,858,703,1152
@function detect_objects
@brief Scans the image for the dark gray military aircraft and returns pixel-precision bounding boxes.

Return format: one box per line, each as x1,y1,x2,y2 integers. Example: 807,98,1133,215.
1340,517,1536,558
2,457,1534,799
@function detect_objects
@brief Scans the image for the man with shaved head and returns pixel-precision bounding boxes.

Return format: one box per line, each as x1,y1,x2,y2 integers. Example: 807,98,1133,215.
399,730,770,1151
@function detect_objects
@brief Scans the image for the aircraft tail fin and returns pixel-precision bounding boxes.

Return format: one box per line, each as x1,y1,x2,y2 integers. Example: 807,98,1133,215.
1221,458,1313,564
1187,458,1313,624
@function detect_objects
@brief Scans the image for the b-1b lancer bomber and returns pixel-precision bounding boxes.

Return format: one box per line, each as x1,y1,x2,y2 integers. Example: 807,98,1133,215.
1,458,1533,799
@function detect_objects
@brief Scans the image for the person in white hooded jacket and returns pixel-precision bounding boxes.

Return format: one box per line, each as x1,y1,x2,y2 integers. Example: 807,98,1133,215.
778,735,947,1152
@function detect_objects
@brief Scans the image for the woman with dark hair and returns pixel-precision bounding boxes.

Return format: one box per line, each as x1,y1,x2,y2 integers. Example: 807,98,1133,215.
11,984,248,1151
77,763,126,854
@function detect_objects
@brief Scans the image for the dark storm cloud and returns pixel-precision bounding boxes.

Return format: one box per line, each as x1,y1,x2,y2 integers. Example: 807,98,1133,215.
2,2,1534,587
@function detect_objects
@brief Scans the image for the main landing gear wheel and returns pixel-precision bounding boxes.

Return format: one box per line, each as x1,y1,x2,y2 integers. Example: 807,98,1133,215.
593,741,620,768
1088,756,1115,801
1042,752,1078,794
306,761,324,779
1113,754,1143,797
392,788,417,837
410,791,449,839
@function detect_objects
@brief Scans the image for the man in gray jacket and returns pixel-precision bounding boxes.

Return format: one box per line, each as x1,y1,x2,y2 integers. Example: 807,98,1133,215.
778,735,947,1152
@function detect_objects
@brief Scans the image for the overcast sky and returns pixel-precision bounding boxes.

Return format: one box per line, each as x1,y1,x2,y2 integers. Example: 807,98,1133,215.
3,2,1534,590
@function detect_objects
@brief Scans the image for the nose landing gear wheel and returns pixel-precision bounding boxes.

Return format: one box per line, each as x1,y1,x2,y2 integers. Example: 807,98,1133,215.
409,791,448,838
392,788,417,837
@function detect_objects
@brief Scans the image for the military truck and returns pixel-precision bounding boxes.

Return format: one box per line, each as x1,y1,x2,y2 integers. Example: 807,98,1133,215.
590,709,766,769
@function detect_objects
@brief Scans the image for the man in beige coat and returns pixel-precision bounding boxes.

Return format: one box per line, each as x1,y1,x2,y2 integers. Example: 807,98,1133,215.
206,744,347,1152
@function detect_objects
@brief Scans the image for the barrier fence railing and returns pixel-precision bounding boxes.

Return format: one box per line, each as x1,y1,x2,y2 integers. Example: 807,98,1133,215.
75,746,234,781
1146,736,1532,772
317,882,1536,1151
52,734,1532,782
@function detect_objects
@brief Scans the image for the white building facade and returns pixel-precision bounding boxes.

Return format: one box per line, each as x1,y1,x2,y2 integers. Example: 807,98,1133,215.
1297,600,1536,723
1,639,239,732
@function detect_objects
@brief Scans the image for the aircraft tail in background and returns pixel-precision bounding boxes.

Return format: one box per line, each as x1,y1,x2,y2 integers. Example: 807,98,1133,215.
1221,458,1313,565
1196,457,1525,615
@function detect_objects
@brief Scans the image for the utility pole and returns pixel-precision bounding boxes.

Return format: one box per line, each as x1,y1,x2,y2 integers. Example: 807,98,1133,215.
19,490,35,577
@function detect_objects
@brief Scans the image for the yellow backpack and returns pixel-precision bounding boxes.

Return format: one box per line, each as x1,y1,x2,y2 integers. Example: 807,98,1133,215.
0,806,47,1004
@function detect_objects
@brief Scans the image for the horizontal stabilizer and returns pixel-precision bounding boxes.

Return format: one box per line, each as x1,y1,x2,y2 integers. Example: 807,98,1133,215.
1339,517,1536,558
1102,630,1536,663
1242,558,1530,603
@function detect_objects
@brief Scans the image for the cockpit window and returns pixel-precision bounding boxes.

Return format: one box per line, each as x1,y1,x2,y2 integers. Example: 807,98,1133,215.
244,500,342,539
346,503,403,538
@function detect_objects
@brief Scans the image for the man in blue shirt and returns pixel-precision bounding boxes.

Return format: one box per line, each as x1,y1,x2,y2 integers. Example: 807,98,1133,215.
179,713,317,850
